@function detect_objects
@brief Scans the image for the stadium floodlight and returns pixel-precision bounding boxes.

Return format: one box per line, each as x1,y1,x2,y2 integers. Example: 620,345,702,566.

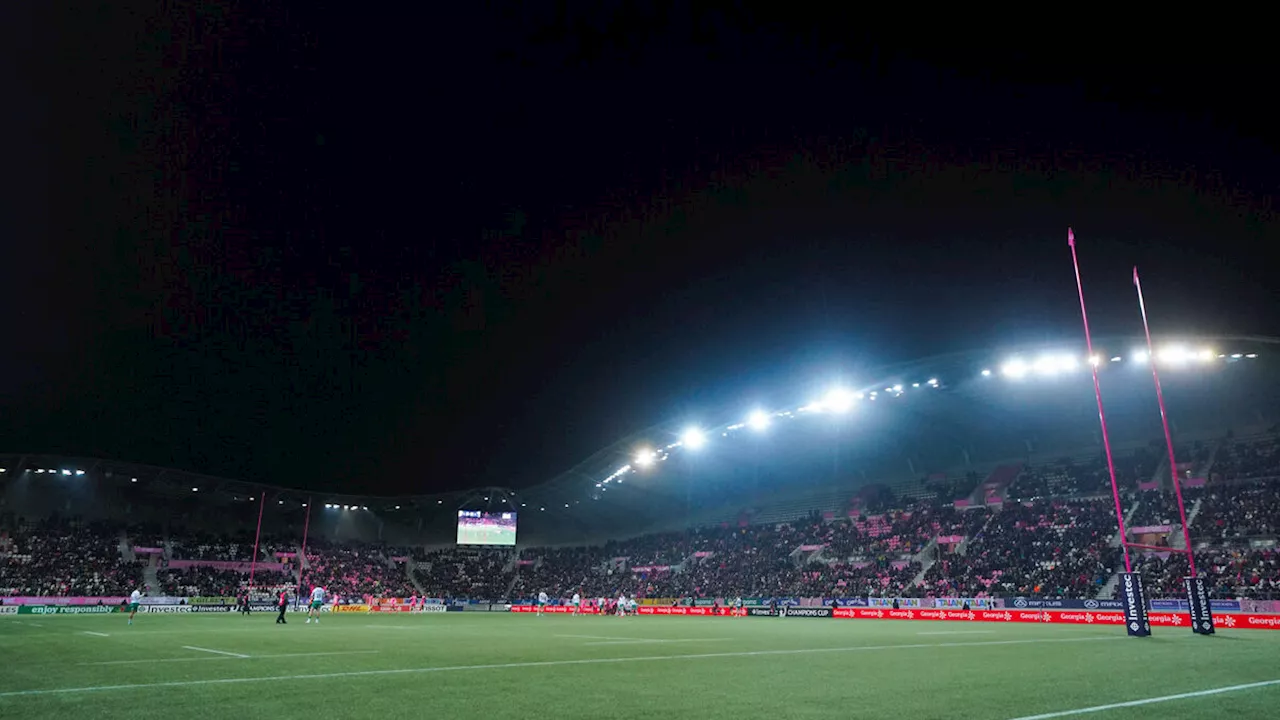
1131,350,1148,363
981,369,992,377
191,487,198,492
912,382,920,388
75,469,85,476
1198,348,1215,362
682,427,707,449
1157,345,1191,364
927,378,939,386
1088,355,1101,366
1246,353,1258,358
131,477,137,482
395,505,401,510
823,388,855,413
1110,356,1122,362
362,506,369,511
747,409,770,431
892,384,903,393
634,448,656,467
1001,359,1028,378
61,469,71,476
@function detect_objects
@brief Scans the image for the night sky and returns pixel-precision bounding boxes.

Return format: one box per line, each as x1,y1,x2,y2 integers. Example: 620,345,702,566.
4,5,1277,495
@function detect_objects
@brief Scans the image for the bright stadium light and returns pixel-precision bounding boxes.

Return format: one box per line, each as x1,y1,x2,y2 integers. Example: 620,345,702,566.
682,427,707,449
1131,350,1148,363
634,448,656,467
1110,356,1122,362
823,388,855,413
1089,355,1101,366
892,384,903,393
1198,348,1215,362
747,410,770,431
74,469,85,476
1246,353,1258,359
981,369,992,377
1001,359,1028,378
927,378,938,386
61,469,71,476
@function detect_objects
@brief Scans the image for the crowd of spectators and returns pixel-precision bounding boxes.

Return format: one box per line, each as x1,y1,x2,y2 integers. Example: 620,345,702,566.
6,432,1280,602
417,549,515,600
918,498,1118,598
305,545,416,599
1195,480,1280,540
1,519,143,596
158,566,295,597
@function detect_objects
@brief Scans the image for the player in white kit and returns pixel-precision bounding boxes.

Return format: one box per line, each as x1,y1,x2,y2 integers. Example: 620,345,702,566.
306,586,326,624
571,592,581,615
537,591,548,616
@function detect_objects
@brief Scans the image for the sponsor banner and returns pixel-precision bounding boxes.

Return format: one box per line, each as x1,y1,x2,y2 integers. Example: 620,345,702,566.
0,596,126,606
188,597,237,605
636,606,740,616
933,598,996,610
1010,598,1125,610
1120,572,1152,637
1128,525,1172,534
780,606,833,618
0,606,19,615
19,605,120,615
1149,599,1241,612
509,605,602,614
138,596,186,605
274,552,297,558
1185,576,1215,635
868,597,923,608
332,604,370,613
191,605,233,613
498,603,1280,630
141,605,191,613
821,598,869,607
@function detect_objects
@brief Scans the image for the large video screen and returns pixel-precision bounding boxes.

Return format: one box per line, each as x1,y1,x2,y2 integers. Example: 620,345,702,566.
456,510,517,546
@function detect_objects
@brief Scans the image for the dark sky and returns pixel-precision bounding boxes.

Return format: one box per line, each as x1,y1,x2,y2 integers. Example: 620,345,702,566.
3,5,1277,495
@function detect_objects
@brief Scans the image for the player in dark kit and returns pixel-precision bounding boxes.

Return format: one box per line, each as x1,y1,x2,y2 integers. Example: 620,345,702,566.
276,590,289,624
240,593,251,616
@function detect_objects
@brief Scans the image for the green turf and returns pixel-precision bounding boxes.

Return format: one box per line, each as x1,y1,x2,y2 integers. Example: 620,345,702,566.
2,613,1278,719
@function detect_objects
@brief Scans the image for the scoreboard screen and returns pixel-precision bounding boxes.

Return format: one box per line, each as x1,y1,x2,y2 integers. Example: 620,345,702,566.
456,510,517,546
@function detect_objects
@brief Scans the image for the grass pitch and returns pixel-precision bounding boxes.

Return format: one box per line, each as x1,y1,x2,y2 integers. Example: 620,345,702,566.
2,612,1278,719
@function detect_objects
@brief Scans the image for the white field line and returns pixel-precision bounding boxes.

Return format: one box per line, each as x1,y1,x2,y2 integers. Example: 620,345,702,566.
555,634,648,641
180,646,249,658
0,635,1122,698
83,631,109,637
81,650,380,666
584,638,732,646
916,630,995,636
1006,678,1280,719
